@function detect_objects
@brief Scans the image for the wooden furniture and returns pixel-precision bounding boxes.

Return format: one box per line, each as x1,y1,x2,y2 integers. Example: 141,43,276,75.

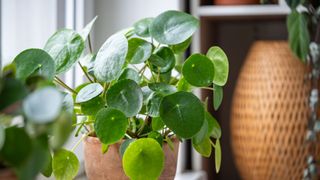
190,1,290,179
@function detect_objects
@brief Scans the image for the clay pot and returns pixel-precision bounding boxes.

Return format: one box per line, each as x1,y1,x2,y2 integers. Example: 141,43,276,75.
214,0,260,5
231,41,312,179
83,136,179,180
0,169,16,180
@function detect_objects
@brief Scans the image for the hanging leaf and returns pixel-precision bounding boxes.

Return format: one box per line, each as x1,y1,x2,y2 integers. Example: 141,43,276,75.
160,91,204,138
52,149,79,180
41,152,53,177
206,112,221,139
118,68,141,83
192,118,208,145
44,29,85,74
123,138,164,180
94,33,128,82
126,38,152,64
150,10,199,45
79,16,98,41
106,79,143,117
287,10,310,62
101,143,109,154
134,17,154,37
213,85,223,110
192,137,212,157
23,87,63,124
206,47,229,86
94,108,128,145
149,47,176,74
14,49,55,81
182,54,214,87
215,139,222,173
75,83,103,103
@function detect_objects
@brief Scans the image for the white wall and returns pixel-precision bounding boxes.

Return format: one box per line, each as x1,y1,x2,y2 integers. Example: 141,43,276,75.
93,0,182,50
1,0,57,66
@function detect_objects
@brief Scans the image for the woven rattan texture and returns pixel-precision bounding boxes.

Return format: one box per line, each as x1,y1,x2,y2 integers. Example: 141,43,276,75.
231,41,310,180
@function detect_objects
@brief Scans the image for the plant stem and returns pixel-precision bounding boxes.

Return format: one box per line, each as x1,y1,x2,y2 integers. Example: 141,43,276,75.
139,64,147,74
126,130,136,138
210,139,216,148
54,76,77,94
200,87,215,91
137,115,150,135
88,34,93,54
71,133,88,152
78,62,94,83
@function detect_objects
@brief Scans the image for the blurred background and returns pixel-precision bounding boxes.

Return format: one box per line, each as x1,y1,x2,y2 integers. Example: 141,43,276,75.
1,0,293,179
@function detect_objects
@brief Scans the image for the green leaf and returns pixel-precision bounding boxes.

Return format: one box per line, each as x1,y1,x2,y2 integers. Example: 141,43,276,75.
177,77,192,92
148,82,176,95
49,112,73,150
165,136,175,151
206,47,229,86
192,137,212,157
215,139,221,173
151,117,165,131
160,91,205,138
134,17,154,37
182,54,214,87
141,86,153,104
206,112,221,139
62,93,74,114
23,87,63,124
44,29,85,74
14,49,55,81
170,37,192,54
192,118,208,145
150,10,199,45
213,85,223,110
123,138,164,180
106,79,143,117
149,47,176,74
0,127,32,167
147,93,163,117
52,149,79,180
126,38,152,64
80,96,105,116
0,126,4,150
0,78,27,113
118,68,141,84
75,83,103,103
41,153,52,177
287,10,310,62
94,33,128,82
79,16,98,41
94,108,128,145
285,0,303,8
101,143,109,154
119,139,135,158
148,131,163,146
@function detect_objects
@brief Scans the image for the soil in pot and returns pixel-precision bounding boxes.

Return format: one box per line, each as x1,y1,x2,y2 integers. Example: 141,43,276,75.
83,136,179,180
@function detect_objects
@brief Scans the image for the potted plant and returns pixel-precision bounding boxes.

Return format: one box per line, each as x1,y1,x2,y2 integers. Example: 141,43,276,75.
8,10,229,179
0,53,74,179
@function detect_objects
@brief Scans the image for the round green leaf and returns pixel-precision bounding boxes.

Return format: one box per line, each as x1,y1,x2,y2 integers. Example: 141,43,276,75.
213,85,223,110
44,29,84,74
126,38,152,64
148,131,163,146
134,17,154,37
170,37,192,54
192,118,208,145
147,92,163,117
52,149,79,180
151,117,165,131
106,79,143,117
118,68,141,83
182,54,214,87
23,87,63,123
192,137,212,157
123,138,164,180
119,139,135,158
159,91,204,138
94,108,128,145
206,112,221,139
150,10,199,45
149,47,175,74
80,96,105,116
94,33,128,82
49,112,73,150
0,127,32,166
148,82,176,95
14,49,55,81
206,46,229,86
75,83,103,103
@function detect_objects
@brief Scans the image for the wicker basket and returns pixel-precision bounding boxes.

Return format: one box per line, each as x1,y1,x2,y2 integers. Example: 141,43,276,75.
231,41,311,180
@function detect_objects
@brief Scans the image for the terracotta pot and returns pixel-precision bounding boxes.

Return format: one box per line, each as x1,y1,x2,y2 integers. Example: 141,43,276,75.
83,136,179,180
231,41,313,180
0,169,16,180
214,0,260,5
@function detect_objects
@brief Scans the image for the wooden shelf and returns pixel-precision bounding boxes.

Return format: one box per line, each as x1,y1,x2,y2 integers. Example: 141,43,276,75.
195,4,290,17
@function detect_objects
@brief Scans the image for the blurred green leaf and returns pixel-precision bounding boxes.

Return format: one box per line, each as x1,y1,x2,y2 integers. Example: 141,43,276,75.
213,85,223,110
119,139,135,158
44,29,85,74
52,149,79,180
